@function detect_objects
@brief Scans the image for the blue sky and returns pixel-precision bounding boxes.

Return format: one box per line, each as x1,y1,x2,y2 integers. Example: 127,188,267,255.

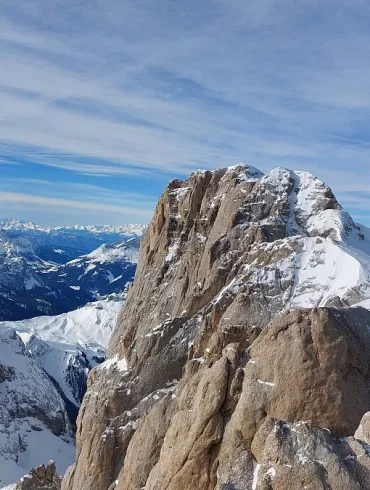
0,0,369,226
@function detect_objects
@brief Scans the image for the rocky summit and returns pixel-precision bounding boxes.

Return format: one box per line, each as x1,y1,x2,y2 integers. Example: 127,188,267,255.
61,165,370,490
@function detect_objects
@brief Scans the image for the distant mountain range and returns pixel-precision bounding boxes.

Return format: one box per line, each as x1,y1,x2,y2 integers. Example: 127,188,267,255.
0,218,146,256
0,219,145,321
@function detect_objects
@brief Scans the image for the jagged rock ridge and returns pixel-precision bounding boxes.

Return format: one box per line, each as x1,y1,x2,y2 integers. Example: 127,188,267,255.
62,165,370,490
15,461,61,490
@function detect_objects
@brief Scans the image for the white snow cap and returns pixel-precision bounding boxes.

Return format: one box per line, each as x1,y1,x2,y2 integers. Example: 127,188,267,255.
226,163,264,181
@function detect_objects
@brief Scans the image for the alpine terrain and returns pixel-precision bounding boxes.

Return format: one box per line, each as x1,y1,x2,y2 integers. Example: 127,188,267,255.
0,229,140,321
0,324,74,488
58,164,370,490
0,295,124,488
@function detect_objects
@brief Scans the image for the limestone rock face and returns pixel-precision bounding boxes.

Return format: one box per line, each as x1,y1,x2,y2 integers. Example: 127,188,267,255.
234,307,370,441
15,461,61,490
62,165,370,490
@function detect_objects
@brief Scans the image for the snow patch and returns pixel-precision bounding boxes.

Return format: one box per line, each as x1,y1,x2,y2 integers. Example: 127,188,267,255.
165,239,180,263
53,249,65,254
257,379,275,387
98,354,128,372
170,187,191,202
24,275,42,291
252,461,261,490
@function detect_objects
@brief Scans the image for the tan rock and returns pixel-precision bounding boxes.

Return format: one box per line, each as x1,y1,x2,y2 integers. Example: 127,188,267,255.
116,394,176,490
250,419,363,490
62,165,370,490
233,307,370,442
144,357,228,490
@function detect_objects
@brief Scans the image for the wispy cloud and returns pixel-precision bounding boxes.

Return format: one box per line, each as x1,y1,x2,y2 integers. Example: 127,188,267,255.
0,176,156,225
0,190,153,220
0,0,369,224
0,177,156,209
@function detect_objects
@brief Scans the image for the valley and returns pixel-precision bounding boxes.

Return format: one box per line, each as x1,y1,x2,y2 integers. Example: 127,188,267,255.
0,223,142,321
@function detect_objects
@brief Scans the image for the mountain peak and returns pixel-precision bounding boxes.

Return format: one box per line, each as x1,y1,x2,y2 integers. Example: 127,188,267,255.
63,163,370,490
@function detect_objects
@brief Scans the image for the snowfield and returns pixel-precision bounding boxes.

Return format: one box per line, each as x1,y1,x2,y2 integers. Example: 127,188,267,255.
0,296,124,486
0,296,124,407
8,296,123,349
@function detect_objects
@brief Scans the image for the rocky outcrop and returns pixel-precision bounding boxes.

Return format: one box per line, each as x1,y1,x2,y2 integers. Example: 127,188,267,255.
62,165,370,490
250,418,370,490
15,461,61,490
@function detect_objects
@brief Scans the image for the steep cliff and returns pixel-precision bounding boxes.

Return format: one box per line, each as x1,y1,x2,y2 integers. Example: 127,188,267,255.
62,165,370,490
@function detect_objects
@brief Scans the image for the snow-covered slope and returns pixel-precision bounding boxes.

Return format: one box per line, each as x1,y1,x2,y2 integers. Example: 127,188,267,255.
79,236,140,265
0,327,74,487
0,231,138,321
0,232,53,321
0,295,124,486
0,296,124,410
217,167,370,312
